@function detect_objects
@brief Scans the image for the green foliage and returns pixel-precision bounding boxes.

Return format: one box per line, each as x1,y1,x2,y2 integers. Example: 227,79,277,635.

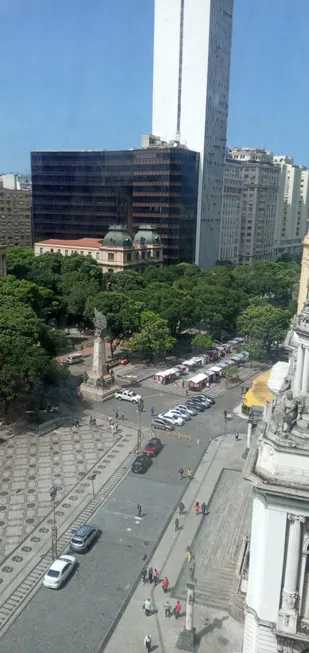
84,292,142,355
223,364,239,381
125,311,176,360
191,333,213,350
106,270,146,293
237,304,291,356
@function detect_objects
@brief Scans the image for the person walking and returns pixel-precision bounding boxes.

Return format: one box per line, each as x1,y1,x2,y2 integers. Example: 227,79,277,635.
144,634,152,652
108,415,112,426
224,409,227,419
175,518,179,532
89,416,93,426
174,600,182,619
148,567,153,584
151,406,155,417
186,545,192,563
141,568,147,584
153,568,159,586
162,576,169,593
140,399,144,412
93,417,96,427
194,501,200,515
185,388,189,396
121,412,125,421
164,600,171,618
187,468,193,481
179,501,185,516
143,599,152,617
178,467,184,480
235,431,239,441
137,504,142,517
201,502,207,516
115,409,119,419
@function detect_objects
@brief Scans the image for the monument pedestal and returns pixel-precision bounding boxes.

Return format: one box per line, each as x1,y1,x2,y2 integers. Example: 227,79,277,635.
80,334,113,401
177,627,196,652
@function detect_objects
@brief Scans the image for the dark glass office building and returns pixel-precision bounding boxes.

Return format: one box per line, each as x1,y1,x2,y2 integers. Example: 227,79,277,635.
31,144,199,264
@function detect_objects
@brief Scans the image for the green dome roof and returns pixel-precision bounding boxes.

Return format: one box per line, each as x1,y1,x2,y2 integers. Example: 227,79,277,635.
133,224,161,246
103,225,132,247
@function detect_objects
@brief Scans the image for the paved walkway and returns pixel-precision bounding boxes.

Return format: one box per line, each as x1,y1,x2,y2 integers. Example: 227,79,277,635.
103,434,249,653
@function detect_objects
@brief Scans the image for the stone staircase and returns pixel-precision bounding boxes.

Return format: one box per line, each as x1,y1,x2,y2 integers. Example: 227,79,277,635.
194,561,236,610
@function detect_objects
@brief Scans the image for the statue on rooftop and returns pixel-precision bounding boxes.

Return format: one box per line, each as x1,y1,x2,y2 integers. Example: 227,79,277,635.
93,308,107,338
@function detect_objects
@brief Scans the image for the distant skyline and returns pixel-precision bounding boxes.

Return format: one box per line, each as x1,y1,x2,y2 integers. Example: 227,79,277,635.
0,0,308,172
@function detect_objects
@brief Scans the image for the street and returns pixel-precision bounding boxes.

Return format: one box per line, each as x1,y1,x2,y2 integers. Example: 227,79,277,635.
0,385,245,653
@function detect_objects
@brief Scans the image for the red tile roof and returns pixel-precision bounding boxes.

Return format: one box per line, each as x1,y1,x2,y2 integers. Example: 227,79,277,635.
38,238,103,249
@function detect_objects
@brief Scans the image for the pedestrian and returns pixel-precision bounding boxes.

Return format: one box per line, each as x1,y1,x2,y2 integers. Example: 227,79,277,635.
108,415,112,425
187,468,193,481
174,600,182,619
179,501,185,516
194,501,200,515
162,576,169,593
141,568,147,584
111,424,115,436
151,406,155,417
143,599,152,617
164,600,171,618
140,399,144,412
224,409,227,419
153,568,159,585
89,416,93,426
175,518,179,532
93,417,96,427
178,467,184,480
201,502,207,516
144,634,152,652
137,504,142,517
115,409,119,419
121,412,125,421
185,388,189,396
241,386,245,394
75,418,80,427
235,431,239,441
186,545,192,563
148,567,153,584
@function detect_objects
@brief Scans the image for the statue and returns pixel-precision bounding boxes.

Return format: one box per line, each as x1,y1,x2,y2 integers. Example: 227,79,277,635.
282,390,299,434
93,308,107,338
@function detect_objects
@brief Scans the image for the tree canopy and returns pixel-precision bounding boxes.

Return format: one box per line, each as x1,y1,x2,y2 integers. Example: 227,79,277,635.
237,304,291,356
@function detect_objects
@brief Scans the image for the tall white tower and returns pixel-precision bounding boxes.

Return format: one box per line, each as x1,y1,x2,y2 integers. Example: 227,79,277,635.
152,0,234,268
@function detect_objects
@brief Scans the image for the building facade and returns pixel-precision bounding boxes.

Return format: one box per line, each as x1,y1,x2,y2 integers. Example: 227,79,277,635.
0,180,32,249
219,156,243,264
273,156,309,258
228,148,280,264
34,224,164,274
0,173,32,191
31,144,199,266
152,0,234,268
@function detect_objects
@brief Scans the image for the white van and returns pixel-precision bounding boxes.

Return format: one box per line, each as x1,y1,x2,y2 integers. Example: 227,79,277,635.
66,354,83,365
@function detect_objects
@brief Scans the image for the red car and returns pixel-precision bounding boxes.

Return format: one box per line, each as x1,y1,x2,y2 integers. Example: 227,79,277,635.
143,437,162,457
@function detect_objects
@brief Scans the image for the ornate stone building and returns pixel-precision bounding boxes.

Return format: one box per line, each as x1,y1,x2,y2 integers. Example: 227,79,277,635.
243,300,309,652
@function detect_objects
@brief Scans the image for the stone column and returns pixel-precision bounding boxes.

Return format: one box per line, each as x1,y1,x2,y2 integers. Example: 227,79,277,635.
281,514,304,612
247,420,252,450
177,578,196,651
294,345,304,393
301,347,309,394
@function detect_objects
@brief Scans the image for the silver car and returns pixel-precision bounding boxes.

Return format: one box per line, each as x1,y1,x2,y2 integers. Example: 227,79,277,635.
174,404,195,418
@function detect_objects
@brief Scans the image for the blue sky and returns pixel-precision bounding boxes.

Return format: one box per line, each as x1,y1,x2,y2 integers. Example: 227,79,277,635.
0,0,308,172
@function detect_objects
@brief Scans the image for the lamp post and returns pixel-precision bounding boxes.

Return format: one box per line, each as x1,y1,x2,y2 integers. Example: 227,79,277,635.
88,472,97,499
247,418,253,450
50,485,58,560
137,401,142,454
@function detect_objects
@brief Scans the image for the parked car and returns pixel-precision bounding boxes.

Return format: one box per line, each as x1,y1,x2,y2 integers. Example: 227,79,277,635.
131,454,153,474
114,390,141,403
202,395,216,405
70,524,98,553
193,395,213,406
190,397,211,409
174,405,193,418
169,408,190,421
152,417,175,431
162,412,185,426
66,354,83,365
186,400,204,412
175,404,197,416
43,555,76,589
143,437,162,457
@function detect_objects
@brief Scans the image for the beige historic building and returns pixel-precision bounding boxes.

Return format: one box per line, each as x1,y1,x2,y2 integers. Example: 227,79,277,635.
34,224,164,274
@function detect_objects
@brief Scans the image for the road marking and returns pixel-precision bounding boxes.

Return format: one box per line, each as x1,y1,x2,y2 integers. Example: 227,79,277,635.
142,393,164,399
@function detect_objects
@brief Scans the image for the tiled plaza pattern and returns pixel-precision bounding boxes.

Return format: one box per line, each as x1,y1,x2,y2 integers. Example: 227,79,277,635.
0,412,134,562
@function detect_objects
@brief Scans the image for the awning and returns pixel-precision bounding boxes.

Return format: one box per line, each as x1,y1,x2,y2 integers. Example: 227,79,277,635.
210,366,222,373
155,367,179,378
189,373,208,384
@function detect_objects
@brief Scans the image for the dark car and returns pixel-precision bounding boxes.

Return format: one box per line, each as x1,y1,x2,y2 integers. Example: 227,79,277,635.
193,395,213,406
151,418,175,431
131,455,153,474
187,398,209,410
70,524,98,553
186,400,205,412
143,437,162,456
203,395,215,405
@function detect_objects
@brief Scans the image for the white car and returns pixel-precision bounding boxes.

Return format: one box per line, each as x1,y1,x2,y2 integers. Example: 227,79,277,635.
43,554,76,589
114,390,142,404
176,404,197,416
170,407,190,421
162,411,185,426
174,405,193,418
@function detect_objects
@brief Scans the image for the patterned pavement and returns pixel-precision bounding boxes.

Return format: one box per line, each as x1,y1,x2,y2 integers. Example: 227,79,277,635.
0,414,122,562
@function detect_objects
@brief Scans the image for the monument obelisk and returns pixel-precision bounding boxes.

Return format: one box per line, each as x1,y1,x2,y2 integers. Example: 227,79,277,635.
80,309,112,399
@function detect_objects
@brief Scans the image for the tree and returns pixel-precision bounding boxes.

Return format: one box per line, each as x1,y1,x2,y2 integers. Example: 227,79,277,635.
125,311,176,360
191,333,213,350
84,292,142,356
223,364,239,383
237,305,291,357
106,270,146,293
6,247,35,279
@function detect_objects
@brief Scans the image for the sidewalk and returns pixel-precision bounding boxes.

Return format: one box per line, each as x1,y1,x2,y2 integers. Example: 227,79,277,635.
103,434,247,653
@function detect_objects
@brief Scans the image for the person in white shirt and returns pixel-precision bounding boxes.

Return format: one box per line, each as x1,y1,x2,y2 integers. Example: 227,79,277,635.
144,634,152,652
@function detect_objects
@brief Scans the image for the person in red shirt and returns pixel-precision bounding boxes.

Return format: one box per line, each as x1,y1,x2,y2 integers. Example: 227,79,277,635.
194,501,200,515
162,577,169,593
174,600,182,619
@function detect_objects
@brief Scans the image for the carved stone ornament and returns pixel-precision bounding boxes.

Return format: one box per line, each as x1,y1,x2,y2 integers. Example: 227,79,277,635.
93,308,107,337
277,639,295,653
259,442,274,459
282,590,298,611
287,514,306,524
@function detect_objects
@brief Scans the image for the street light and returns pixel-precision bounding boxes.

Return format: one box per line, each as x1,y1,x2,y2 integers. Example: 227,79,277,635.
136,401,142,454
50,485,58,560
88,472,97,499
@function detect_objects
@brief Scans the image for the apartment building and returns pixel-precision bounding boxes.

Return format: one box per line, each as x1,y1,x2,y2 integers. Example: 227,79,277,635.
0,179,32,249
273,155,309,258
219,157,243,264
228,148,280,264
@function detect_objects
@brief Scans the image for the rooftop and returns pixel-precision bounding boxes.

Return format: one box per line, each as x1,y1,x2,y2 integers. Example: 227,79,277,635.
37,238,103,249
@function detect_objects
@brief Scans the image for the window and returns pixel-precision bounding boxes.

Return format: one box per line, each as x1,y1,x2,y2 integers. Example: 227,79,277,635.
58,249,61,253
156,250,160,258
50,248,54,252
127,252,131,262
96,252,99,260
108,252,114,261
65,250,68,256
